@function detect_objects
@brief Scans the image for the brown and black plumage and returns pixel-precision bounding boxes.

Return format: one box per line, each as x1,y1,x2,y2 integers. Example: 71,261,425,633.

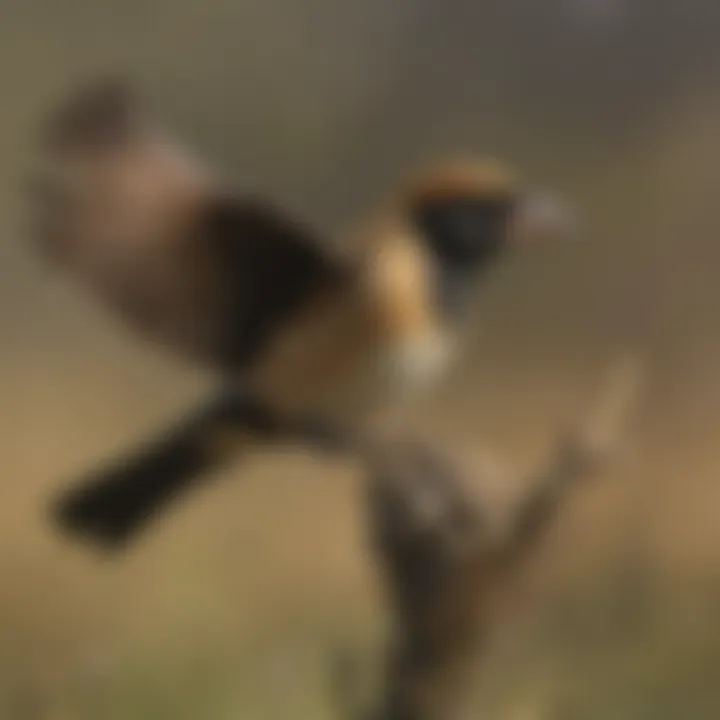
27,79,573,550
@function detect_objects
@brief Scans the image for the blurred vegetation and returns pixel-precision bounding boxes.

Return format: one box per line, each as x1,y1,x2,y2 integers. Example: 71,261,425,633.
2,566,720,718
483,567,720,719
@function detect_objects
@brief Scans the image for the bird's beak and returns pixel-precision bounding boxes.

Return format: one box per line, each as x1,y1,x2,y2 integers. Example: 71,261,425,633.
509,191,575,248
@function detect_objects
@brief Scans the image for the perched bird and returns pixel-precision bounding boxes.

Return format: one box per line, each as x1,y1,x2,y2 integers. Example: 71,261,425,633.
27,79,573,550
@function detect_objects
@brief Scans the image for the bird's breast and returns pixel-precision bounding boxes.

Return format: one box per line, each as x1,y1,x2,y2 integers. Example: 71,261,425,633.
244,282,457,427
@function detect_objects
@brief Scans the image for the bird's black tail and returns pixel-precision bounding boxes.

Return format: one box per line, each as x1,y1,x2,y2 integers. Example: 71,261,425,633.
50,393,284,551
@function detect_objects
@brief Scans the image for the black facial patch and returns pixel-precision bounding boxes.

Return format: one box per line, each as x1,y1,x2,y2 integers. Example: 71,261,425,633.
413,194,515,267
412,194,516,316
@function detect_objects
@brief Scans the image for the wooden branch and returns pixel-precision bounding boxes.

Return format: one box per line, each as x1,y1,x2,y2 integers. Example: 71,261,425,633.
499,353,644,567
349,354,644,720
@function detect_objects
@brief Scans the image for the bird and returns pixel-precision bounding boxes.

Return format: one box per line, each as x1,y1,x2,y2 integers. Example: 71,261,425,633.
26,78,574,550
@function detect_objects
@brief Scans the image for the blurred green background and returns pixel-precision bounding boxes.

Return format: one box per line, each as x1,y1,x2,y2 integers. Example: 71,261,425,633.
2,0,720,717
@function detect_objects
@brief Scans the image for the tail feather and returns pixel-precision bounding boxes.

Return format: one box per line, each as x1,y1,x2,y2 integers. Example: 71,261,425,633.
50,393,281,550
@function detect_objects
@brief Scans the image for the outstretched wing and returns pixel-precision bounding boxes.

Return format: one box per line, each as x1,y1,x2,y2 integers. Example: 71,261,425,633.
197,191,349,371
27,78,349,371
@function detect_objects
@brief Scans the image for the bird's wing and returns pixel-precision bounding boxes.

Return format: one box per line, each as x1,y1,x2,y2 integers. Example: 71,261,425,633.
27,78,349,370
197,191,350,372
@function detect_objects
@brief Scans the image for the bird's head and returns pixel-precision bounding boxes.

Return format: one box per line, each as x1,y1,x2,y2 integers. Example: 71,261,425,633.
359,160,574,395
401,158,575,314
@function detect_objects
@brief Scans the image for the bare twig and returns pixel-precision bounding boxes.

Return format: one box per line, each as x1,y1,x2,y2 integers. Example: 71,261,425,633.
352,354,644,720
500,353,644,565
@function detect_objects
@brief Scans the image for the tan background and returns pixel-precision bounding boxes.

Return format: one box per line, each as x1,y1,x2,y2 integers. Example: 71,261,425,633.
1,1,720,716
